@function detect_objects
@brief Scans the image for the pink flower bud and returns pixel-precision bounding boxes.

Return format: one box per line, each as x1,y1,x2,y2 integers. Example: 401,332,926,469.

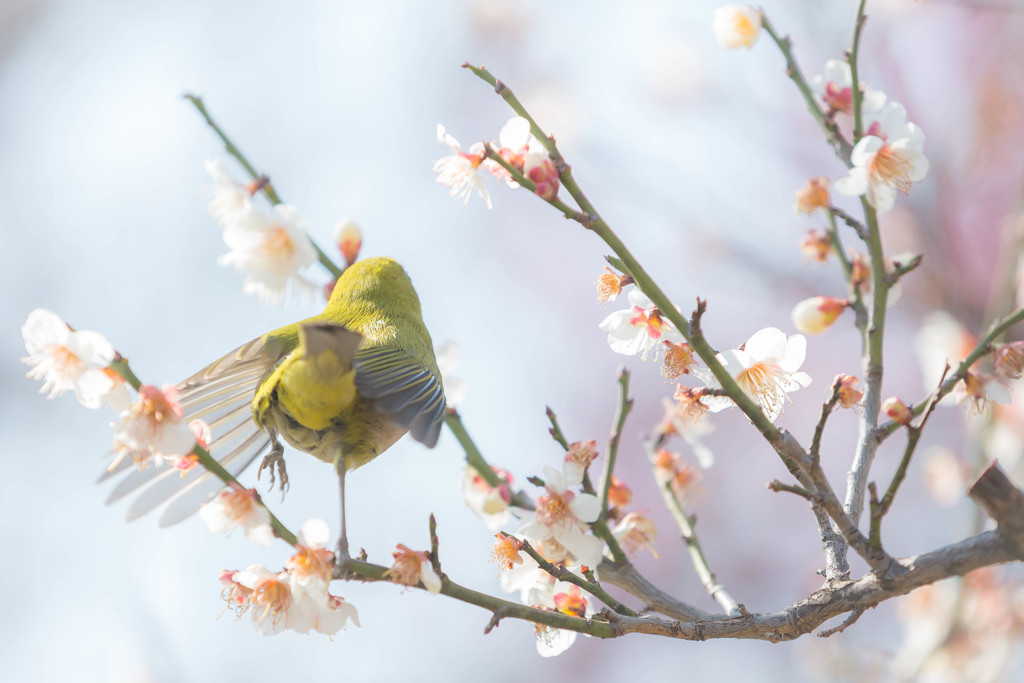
791,296,847,334
883,396,912,425
334,220,362,266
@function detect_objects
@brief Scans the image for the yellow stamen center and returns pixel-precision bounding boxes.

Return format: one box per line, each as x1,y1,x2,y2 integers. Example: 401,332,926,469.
868,145,915,194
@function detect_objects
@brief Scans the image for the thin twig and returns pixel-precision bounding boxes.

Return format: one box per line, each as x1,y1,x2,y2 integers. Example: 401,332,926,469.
644,438,742,616
870,367,949,550
811,379,844,462
829,206,869,240
767,480,812,500
817,608,865,638
545,405,571,451
876,307,1024,439
848,0,870,141
600,368,633,524
444,410,534,510
760,17,853,163
513,535,638,616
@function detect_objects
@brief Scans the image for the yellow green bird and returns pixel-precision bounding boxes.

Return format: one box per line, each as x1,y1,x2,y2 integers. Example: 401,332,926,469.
104,257,446,557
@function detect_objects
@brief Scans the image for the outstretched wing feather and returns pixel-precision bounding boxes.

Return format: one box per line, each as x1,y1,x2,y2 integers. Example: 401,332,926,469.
103,335,281,524
354,346,446,449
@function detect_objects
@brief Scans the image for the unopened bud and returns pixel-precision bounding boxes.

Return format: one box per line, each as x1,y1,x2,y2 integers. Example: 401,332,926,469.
334,220,362,266
791,296,847,334
883,397,912,425
524,154,559,201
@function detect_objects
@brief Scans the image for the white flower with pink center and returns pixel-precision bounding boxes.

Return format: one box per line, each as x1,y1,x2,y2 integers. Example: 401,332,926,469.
461,464,513,531
386,544,442,594
433,124,492,208
233,566,294,635
110,384,198,470
484,116,544,188
218,204,318,305
199,484,275,547
694,327,812,421
286,518,335,593
834,102,929,212
518,466,603,568
599,289,684,361
224,565,359,636
21,308,118,409
810,60,886,116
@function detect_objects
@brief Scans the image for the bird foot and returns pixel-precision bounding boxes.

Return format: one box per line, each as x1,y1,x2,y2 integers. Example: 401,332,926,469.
257,440,289,498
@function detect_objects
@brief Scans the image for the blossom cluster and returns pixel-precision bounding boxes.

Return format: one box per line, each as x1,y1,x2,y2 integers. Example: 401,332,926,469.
219,519,359,636
205,160,320,305
433,116,560,208
21,308,204,472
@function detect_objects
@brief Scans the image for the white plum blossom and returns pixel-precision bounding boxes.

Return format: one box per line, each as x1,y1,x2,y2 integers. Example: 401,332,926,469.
461,464,513,531
200,484,275,547
110,384,197,471
21,308,119,409
435,339,467,408
712,6,762,50
497,553,594,657
386,544,442,594
218,204,319,305
433,124,492,208
224,564,359,637
518,466,603,568
612,512,658,558
810,60,886,116
286,518,335,592
205,159,252,225
694,327,812,421
599,289,684,361
834,102,929,212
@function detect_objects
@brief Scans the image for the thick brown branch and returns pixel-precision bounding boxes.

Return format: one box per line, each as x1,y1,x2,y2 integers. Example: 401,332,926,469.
968,462,1024,557
601,531,1017,641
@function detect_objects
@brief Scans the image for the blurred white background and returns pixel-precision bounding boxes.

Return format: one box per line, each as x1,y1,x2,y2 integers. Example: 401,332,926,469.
3,1,1023,681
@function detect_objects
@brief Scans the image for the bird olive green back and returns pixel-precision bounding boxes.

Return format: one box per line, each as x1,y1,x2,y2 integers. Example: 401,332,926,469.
103,256,446,526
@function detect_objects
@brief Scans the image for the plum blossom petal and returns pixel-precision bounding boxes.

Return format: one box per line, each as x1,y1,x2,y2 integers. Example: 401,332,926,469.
461,464,513,530
693,327,812,421
834,105,929,212
22,308,118,409
433,124,492,208
199,485,275,547
599,289,684,360
712,6,762,49
218,204,319,305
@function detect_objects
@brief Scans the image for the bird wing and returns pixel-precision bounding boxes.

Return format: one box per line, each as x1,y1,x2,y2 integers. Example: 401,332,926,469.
100,335,283,526
353,346,446,448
